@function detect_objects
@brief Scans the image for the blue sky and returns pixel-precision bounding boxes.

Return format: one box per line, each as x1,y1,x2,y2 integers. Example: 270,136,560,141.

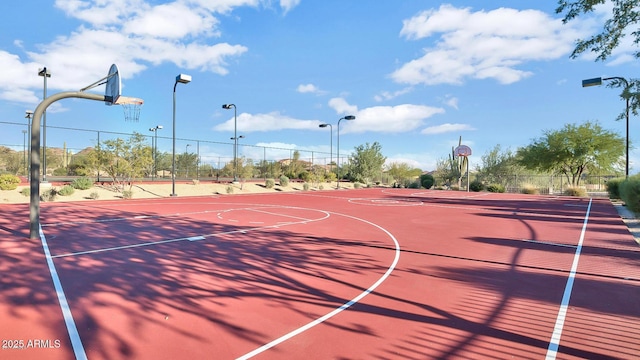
1,1,639,173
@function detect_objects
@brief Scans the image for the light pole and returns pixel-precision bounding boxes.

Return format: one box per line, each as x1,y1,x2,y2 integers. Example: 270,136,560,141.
582,76,630,178
25,110,33,181
230,135,244,180
38,67,51,182
22,130,27,176
222,104,238,181
149,125,162,180
185,144,191,178
172,73,191,196
336,115,356,189
319,123,333,176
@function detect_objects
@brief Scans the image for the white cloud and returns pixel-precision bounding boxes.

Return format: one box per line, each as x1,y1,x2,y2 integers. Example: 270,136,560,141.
329,98,445,134
213,111,322,132
374,87,413,102
421,123,475,135
328,97,358,114
297,83,326,95
392,5,585,85
280,0,301,14
444,96,459,110
123,3,220,39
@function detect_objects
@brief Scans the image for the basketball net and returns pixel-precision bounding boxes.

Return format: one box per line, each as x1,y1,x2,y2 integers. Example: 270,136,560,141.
115,96,143,122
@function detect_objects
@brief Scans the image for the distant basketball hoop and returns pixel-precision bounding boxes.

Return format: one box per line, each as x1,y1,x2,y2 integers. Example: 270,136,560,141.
116,96,144,122
454,145,472,157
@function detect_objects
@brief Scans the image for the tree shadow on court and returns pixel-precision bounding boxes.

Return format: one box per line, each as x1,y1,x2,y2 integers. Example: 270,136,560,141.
15,201,397,359
2,194,639,359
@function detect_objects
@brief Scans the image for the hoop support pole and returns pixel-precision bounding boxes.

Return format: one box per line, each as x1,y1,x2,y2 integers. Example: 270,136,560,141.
30,91,107,240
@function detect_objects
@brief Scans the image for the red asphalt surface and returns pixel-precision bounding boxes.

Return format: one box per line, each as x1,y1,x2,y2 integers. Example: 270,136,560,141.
1,188,639,359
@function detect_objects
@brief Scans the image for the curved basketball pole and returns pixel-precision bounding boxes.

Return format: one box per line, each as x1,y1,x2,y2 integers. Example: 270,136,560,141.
29,91,107,239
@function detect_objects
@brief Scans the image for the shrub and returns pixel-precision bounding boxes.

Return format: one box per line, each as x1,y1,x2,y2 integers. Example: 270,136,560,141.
354,182,362,189
420,174,435,189
53,167,68,176
486,184,505,193
89,191,100,200
521,185,539,195
279,175,289,187
265,179,275,189
620,176,640,213
58,185,75,196
407,181,420,189
469,180,485,192
303,182,310,191
450,185,460,191
0,174,20,190
192,179,200,185
226,185,234,194
122,190,133,199
564,187,587,197
319,184,324,190
606,178,624,199
40,188,58,202
71,177,94,190
20,188,30,197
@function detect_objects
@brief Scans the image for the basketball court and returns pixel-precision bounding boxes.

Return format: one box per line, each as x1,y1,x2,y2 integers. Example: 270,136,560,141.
1,188,639,359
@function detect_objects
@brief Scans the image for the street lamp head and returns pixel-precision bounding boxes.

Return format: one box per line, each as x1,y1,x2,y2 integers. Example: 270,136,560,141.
238,135,245,139
149,127,155,132
222,104,235,109
319,123,329,128
157,125,163,129
582,77,603,88
176,73,191,84
343,115,356,120
25,110,34,118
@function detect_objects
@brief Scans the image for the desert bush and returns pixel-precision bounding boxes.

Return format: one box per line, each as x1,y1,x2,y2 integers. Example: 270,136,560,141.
319,184,324,190
71,177,94,190
0,174,20,190
521,185,539,195
353,182,362,189
265,179,275,189
486,184,505,193
303,182,310,191
89,192,100,200
58,185,75,196
192,179,200,185
469,180,485,192
279,175,289,187
564,187,587,197
226,185,234,194
407,181,420,189
20,188,30,197
620,176,640,213
122,190,133,199
420,174,435,189
606,178,624,199
40,188,58,202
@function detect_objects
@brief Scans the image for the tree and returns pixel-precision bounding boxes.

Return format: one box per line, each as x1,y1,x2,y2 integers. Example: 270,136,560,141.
349,142,386,184
476,144,522,186
557,0,640,116
386,162,422,186
92,132,153,192
517,121,624,186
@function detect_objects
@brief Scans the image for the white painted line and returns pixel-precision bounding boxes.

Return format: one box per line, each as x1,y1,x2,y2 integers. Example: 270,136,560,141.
545,197,592,360
52,237,186,258
38,225,87,360
187,236,206,242
236,213,400,360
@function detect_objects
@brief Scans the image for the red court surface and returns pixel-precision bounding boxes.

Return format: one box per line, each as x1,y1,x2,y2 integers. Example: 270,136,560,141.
1,188,639,359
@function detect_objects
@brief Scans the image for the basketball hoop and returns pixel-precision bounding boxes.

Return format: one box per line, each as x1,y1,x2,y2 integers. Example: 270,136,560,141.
115,96,143,122
454,145,472,157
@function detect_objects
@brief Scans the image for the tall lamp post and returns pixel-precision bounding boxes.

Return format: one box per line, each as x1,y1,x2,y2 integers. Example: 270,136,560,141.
25,110,33,181
582,76,630,178
172,73,191,196
222,104,238,181
149,125,162,180
319,123,333,176
38,67,51,182
22,130,27,176
336,115,356,189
